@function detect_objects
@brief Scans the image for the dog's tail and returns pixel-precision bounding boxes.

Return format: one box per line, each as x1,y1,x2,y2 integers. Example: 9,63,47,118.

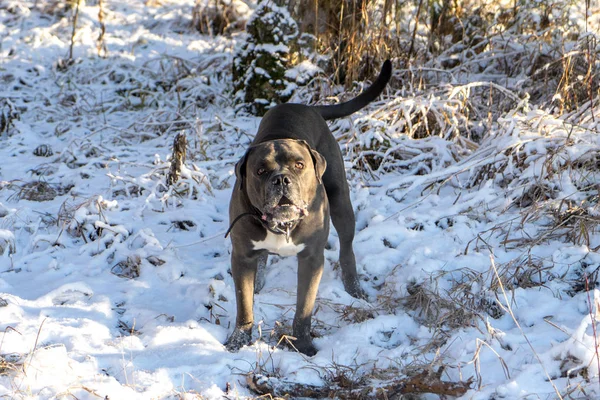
313,60,392,121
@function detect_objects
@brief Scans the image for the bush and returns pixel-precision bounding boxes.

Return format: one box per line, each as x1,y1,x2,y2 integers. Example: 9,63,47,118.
232,0,299,116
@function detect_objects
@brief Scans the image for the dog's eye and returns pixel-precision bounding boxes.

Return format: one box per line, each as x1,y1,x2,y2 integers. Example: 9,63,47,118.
295,161,304,170
257,168,266,176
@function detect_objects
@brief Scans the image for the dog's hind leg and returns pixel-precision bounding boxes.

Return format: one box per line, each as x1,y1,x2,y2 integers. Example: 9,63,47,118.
325,182,366,299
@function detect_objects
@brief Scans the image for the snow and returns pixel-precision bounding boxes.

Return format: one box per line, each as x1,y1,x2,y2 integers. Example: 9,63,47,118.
1,0,600,399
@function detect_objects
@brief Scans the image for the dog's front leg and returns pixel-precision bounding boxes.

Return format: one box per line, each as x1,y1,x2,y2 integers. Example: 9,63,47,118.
225,249,263,352
254,252,267,294
293,250,324,356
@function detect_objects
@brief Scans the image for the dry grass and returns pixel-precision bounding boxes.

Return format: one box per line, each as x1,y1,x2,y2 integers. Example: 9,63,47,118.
0,353,23,376
376,253,564,343
0,233,16,255
58,196,112,241
489,256,555,292
292,0,598,195
514,183,556,208
336,303,376,324
552,200,600,248
318,360,370,391
292,0,598,112
8,181,58,202
402,280,481,331
111,255,142,279
0,326,23,378
117,319,142,336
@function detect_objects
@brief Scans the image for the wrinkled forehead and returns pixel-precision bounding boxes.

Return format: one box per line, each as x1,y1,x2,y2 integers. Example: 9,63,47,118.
249,140,310,165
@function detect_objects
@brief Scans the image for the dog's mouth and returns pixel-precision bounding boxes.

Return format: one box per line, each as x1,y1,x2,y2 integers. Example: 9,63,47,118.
261,196,308,225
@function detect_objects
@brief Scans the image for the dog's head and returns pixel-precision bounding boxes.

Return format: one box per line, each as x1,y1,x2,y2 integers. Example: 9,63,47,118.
235,139,326,228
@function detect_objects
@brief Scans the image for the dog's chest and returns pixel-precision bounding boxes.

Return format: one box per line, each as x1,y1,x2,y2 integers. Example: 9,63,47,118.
252,231,305,256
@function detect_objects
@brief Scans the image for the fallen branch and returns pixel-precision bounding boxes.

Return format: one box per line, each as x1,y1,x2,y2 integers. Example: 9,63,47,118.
247,369,472,398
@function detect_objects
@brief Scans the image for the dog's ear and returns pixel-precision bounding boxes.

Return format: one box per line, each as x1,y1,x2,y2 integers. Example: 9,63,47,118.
309,148,327,184
296,140,327,184
234,148,252,191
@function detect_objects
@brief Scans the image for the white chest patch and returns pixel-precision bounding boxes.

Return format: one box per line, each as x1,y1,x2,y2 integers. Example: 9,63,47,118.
252,231,305,256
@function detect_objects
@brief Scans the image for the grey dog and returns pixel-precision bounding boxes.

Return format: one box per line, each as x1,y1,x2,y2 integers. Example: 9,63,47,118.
226,60,392,355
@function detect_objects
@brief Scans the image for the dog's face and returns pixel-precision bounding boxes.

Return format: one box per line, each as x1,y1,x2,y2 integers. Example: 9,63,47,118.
235,139,326,229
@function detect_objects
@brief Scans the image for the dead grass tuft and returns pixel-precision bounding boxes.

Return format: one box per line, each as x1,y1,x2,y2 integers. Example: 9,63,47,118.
552,200,600,248
117,319,142,336
321,360,369,391
125,111,191,141
1,326,24,377
349,81,527,176
558,352,589,380
9,181,59,202
57,196,128,248
111,255,142,279
568,263,600,296
337,303,376,324
489,256,554,292
0,353,23,376
0,234,16,255
529,39,599,112
514,184,556,208
402,281,480,330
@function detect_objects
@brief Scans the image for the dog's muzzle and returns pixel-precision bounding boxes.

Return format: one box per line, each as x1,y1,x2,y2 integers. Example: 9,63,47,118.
260,173,309,240
262,196,308,223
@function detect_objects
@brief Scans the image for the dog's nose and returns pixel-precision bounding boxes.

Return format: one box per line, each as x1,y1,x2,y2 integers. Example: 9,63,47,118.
272,174,292,186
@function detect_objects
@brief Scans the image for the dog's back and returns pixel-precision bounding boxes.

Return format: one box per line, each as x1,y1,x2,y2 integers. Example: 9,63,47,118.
254,60,392,147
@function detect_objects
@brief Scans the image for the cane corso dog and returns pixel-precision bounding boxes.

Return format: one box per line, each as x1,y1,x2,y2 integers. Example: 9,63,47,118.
226,60,392,355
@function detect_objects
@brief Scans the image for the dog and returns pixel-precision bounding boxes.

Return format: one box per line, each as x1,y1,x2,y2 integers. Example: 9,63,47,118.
226,60,392,356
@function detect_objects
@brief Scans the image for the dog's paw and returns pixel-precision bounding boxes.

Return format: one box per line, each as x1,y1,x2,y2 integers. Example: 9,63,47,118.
353,286,368,300
293,339,318,357
225,327,252,352
345,281,367,300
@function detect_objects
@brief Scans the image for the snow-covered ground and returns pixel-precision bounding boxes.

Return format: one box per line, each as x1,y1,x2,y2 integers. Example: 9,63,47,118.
1,0,600,398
